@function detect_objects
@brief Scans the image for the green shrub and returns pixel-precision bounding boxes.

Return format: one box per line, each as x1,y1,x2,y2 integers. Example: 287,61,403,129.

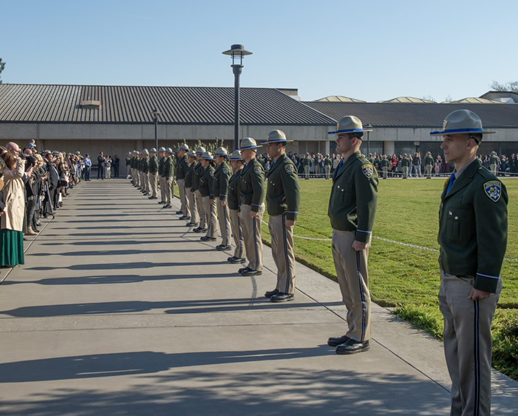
492,310,518,380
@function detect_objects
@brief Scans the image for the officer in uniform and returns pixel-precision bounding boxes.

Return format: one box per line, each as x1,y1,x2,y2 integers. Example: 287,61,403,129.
198,152,218,241
131,150,140,188
192,146,207,233
176,144,190,219
227,150,246,264
326,115,378,355
323,154,332,179
303,153,312,179
238,138,265,276
158,147,166,204
380,154,390,179
489,151,500,175
148,148,159,199
140,149,150,195
401,153,410,178
162,148,174,208
262,130,301,302
430,109,508,416
125,152,132,179
424,151,434,179
185,150,198,227
214,147,232,251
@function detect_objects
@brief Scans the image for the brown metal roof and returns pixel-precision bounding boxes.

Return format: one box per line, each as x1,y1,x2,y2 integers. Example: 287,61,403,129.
0,84,335,126
305,101,518,128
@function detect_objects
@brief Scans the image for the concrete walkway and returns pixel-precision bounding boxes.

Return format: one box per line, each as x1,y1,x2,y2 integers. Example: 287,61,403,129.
0,179,516,415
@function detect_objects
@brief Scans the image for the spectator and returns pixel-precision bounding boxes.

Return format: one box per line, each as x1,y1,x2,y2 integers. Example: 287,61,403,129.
84,154,92,181
97,152,106,180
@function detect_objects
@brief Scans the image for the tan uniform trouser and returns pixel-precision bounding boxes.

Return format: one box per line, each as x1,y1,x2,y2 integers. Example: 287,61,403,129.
304,166,310,179
439,270,501,416
240,204,264,271
149,173,158,197
230,209,245,259
177,179,187,216
133,169,140,187
188,190,198,224
424,165,432,178
170,179,175,203
217,201,231,246
269,214,296,294
202,196,218,238
332,229,371,342
382,167,388,179
140,171,149,192
196,190,206,228
490,164,497,175
159,177,166,202
324,165,331,179
402,166,409,178
165,178,172,205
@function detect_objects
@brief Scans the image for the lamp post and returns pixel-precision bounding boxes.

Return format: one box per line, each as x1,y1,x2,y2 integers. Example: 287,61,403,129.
152,108,161,151
222,44,253,150
364,123,373,156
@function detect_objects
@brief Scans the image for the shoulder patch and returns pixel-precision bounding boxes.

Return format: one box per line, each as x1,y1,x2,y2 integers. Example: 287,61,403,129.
483,181,502,202
285,164,294,175
254,166,263,175
222,167,229,175
362,164,374,178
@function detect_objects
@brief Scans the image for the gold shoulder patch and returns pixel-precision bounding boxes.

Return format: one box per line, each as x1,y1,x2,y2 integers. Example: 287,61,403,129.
483,181,502,202
362,164,374,178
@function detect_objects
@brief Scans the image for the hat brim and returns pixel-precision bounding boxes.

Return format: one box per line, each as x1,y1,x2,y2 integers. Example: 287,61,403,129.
260,139,294,144
238,145,262,150
430,129,496,136
328,128,373,135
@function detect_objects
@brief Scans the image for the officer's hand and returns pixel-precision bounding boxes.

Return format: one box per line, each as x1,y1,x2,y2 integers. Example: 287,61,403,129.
469,288,491,301
352,240,370,251
250,211,258,219
285,219,295,227
221,200,227,207
210,199,215,205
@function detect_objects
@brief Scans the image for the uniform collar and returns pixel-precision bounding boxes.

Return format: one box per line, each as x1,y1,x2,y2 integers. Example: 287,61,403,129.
333,152,359,180
443,158,481,199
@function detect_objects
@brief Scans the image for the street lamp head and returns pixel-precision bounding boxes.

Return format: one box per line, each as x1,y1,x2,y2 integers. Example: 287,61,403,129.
222,44,253,66
152,108,161,120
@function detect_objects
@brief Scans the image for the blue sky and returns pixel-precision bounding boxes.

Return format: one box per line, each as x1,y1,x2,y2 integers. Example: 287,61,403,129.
1,0,517,102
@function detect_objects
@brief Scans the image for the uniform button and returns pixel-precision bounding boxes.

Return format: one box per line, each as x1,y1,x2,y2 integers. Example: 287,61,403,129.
455,216,458,220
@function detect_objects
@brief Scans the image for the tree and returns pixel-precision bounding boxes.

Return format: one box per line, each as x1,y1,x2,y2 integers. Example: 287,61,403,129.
491,80,518,93
0,58,5,84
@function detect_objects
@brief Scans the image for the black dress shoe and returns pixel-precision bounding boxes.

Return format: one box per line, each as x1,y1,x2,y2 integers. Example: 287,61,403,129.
265,289,279,299
241,269,262,277
270,293,294,303
175,210,183,215
336,339,370,355
228,257,246,264
158,201,165,204
149,196,158,199
238,266,251,274
187,222,198,227
193,227,203,233
216,245,231,251
204,236,217,241
327,334,351,347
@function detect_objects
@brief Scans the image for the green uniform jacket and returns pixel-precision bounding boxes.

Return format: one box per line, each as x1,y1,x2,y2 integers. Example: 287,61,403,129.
184,161,194,188
490,155,499,165
126,157,131,166
136,158,143,172
380,158,390,168
214,162,231,201
401,157,411,167
176,155,189,180
162,157,173,178
158,156,165,176
130,157,136,169
228,170,242,211
324,157,332,166
199,165,215,198
141,157,149,174
328,152,378,243
424,156,434,166
148,155,158,175
192,162,203,191
303,157,312,166
438,159,508,293
266,154,300,221
239,158,265,212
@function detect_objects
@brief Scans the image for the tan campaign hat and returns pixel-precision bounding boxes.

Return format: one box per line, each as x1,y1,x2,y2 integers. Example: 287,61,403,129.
196,146,206,154
159,147,166,152
238,137,262,151
179,143,189,151
214,147,228,157
328,115,372,136
261,129,293,144
141,149,149,155
150,148,157,153
229,150,244,160
188,150,196,158
166,148,173,154
200,151,214,160
430,109,496,136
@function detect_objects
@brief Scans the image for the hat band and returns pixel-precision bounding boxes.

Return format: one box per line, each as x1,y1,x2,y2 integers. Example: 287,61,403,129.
328,128,364,135
430,128,485,135
239,145,260,150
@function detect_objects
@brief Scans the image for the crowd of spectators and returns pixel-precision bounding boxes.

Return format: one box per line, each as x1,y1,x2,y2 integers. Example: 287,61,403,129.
0,141,86,268
254,150,518,179
96,152,120,180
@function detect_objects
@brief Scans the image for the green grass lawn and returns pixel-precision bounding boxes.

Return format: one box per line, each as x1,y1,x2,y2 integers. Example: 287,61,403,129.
261,177,518,379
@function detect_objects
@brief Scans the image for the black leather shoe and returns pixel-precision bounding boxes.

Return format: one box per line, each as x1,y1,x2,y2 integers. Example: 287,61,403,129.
149,196,158,199
327,335,351,347
187,222,198,227
216,245,231,251
179,215,189,220
335,339,370,355
238,266,251,274
200,236,210,241
175,210,183,215
241,269,262,277
228,257,246,264
265,289,279,299
158,201,165,204
270,293,294,302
